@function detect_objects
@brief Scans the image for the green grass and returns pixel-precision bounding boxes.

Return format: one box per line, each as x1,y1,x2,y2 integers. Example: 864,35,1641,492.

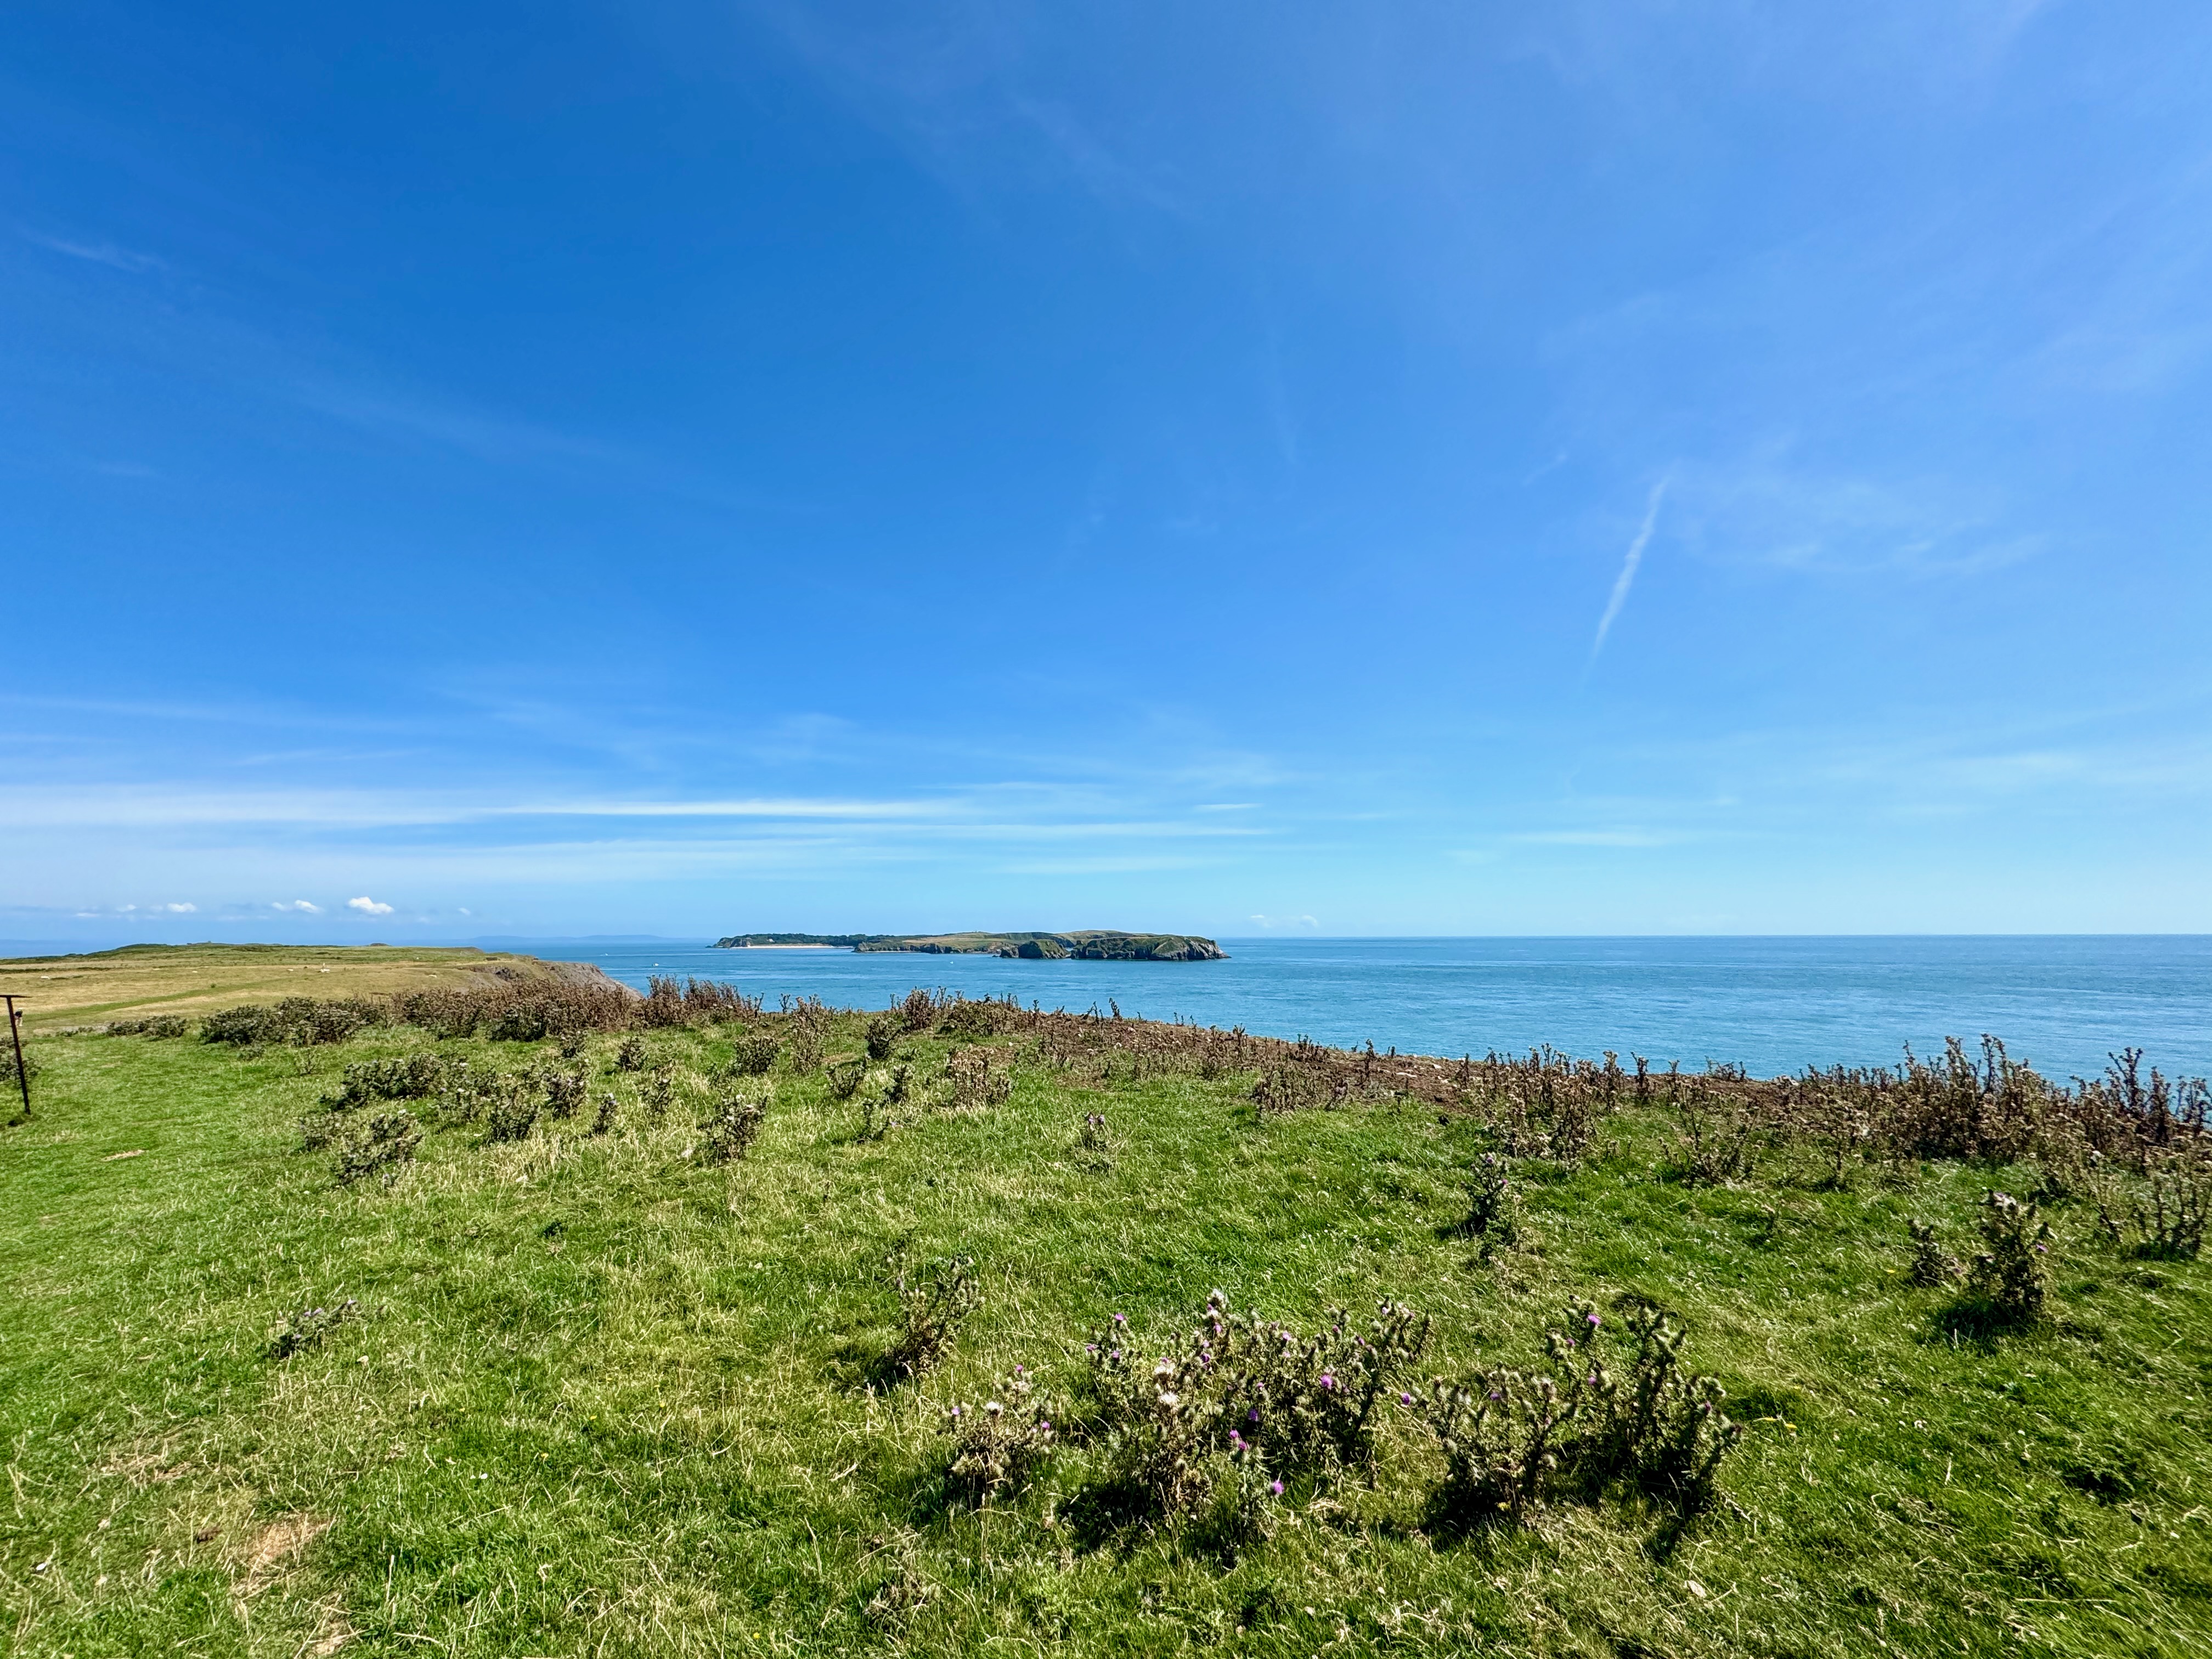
3,1018,2208,1656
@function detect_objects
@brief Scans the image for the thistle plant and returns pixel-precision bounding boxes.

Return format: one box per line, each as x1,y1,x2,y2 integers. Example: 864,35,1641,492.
1909,1220,1963,1286
2130,1150,2207,1259
701,1091,768,1164
614,1036,648,1073
1454,1151,1519,1248
590,1092,619,1136
726,1031,780,1077
881,1254,981,1382
942,1365,1056,1505
483,1074,542,1143
538,1063,586,1121
864,1014,899,1062
786,997,829,1074
1962,1191,2053,1324
944,1046,1011,1114
267,1298,359,1359
640,1064,676,1125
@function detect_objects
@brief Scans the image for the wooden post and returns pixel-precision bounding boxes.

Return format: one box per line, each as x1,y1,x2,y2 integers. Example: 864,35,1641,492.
3,996,27,1121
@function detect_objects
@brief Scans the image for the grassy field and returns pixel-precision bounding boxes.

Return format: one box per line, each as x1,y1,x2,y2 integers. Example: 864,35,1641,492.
2,985,2208,1657
0,944,594,1035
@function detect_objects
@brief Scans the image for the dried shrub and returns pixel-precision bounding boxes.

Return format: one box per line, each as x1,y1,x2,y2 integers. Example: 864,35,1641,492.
2130,1150,2208,1259
880,1254,981,1383
896,987,941,1034
827,1057,868,1101
943,1047,1012,1114
785,997,829,1074
938,997,1012,1041
1076,1110,1113,1166
942,1367,1056,1506
332,1111,422,1187
268,1299,358,1359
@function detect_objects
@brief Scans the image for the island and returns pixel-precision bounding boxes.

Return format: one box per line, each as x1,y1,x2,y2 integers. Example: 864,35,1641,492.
713,929,1227,961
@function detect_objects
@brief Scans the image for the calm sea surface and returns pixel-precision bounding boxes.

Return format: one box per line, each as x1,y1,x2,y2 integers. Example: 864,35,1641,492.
526,936,2212,1084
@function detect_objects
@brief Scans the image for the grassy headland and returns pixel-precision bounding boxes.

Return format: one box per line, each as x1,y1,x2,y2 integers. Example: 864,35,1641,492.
1,961,2207,1656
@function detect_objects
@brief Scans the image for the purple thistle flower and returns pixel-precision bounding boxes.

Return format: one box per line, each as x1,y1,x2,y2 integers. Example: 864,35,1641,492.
1319,1373,1335,1390
1268,1479,1284,1496
1399,1391,1414,1407
1587,1312,1601,1328
1112,1312,1126,1324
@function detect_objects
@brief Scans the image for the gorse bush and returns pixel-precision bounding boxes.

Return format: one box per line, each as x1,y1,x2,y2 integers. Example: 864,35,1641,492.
332,1111,422,1187
202,997,381,1047
106,1014,191,1039
942,1366,1056,1506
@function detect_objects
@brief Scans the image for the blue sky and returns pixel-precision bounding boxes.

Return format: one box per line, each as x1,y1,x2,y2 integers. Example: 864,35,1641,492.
5,0,2210,944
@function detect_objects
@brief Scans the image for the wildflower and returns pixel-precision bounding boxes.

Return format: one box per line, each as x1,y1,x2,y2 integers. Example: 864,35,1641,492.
1398,1391,1413,1407
985,1401,1003,1417
1586,1312,1601,1328
1318,1373,1336,1390
1112,1312,1127,1325
1268,1479,1284,1496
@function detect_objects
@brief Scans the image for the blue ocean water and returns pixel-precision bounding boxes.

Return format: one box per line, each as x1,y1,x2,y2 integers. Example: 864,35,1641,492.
526,936,2212,1085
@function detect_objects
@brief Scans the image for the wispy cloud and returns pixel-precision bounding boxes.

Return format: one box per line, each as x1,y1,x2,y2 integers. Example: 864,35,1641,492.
20,228,166,273
1591,476,1668,658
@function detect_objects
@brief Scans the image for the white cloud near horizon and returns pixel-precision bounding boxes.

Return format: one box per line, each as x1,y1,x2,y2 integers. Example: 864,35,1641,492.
347,896,394,916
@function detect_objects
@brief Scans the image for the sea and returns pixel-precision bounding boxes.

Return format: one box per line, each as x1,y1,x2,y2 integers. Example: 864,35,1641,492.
526,935,2212,1086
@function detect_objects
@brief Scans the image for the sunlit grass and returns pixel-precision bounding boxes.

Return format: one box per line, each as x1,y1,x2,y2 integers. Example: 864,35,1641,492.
3,1014,2207,1656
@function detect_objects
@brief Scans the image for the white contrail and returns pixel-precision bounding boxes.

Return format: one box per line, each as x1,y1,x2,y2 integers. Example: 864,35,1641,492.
1591,477,1669,658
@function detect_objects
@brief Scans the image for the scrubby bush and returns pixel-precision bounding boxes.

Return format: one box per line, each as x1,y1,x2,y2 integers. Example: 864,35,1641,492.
324,1053,447,1109
1422,1302,1741,1527
614,1035,648,1073
1454,1151,1519,1246
203,997,380,1047
785,997,829,1074
332,1111,423,1187
2130,1150,2207,1259
1669,1094,1762,1186
640,1064,677,1124
726,1031,780,1076
943,1046,1012,1114
864,1014,899,1062
937,997,1009,1041
483,1075,542,1144
896,987,940,1034
106,1014,191,1039
590,1092,620,1136
538,1062,586,1120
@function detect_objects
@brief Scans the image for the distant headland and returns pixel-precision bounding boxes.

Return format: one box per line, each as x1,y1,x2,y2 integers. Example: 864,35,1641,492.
713,929,1227,961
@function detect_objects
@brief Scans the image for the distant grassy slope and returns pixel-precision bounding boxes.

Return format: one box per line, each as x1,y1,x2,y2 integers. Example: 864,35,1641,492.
1,1008,2205,1656
0,943,605,1034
